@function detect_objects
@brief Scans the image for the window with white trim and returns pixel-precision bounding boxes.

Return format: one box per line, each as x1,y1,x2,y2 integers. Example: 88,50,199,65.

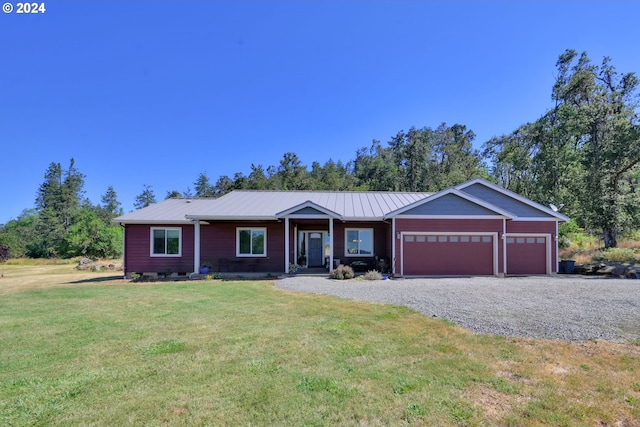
345,228,373,256
150,227,181,257
237,228,266,256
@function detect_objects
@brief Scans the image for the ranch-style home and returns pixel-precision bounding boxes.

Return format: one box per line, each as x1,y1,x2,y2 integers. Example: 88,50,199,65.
114,178,569,278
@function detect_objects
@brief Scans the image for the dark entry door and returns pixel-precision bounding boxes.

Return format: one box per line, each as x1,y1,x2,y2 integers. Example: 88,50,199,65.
308,235,324,267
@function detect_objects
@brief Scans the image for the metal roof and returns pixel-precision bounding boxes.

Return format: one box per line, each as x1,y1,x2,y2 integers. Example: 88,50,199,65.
113,198,220,224
184,190,432,220
114,190,432,223
113,180,569,224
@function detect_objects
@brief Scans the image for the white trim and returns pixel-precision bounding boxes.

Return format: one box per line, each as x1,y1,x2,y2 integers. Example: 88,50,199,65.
391,215,507,220
392,217,396,275
456,178,570,221
285,214,336,220
276,200,342,219
284,219,289,271
344,228,374,257
119,220,192,225
329,218,334,270
504,233,551,275
385,188,515,219
502,218,507,276
150,227,182,257
509,217,564,222
400,231,499,277
193,221,201,275
298,229,327,267
236,227,268,257
188,215,277,221
555,222,559,274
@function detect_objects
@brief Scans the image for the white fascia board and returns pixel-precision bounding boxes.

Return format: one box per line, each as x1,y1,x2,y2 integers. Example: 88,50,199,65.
276,201,342,219
342,216,386,222
394,215,508,220
456,178,570,221
384,188,515,219
185,215,278,221
509,217,566,222
113,219,192,225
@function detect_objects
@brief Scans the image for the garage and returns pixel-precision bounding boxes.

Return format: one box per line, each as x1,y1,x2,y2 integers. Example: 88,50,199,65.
506,235,548,275
401,233,497,276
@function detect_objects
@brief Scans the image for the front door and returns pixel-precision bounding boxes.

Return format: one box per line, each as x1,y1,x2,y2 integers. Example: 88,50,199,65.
308,234,324,267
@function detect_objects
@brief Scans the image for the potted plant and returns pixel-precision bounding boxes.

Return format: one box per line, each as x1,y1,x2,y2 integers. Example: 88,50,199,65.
297,255,307,266
200,261,212,274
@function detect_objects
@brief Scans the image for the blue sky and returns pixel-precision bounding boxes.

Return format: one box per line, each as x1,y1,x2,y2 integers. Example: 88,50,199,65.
2,1,639,224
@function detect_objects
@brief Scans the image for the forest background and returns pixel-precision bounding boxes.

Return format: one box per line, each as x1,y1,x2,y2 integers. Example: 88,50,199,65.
1,50,639,260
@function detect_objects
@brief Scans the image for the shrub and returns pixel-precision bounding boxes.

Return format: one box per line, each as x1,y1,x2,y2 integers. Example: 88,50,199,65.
594,247,638,264
330,264,354,280
363,270,383,280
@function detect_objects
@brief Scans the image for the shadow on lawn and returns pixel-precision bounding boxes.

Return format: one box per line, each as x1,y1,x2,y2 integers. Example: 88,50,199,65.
67,275,125,284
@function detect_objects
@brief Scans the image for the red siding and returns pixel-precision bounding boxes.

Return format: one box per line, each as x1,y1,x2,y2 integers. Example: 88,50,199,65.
124,224,195,275
200,221,285,272
395,218,503,275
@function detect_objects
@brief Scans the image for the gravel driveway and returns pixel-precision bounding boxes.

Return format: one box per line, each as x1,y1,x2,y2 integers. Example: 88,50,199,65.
276,276,640,342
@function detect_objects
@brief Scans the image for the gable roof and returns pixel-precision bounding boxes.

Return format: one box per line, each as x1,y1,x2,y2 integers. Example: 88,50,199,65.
183,190,431,221
113,179,569,224
456,178,570,221
112,198,218,224
385,188,515,219
114,190,432,223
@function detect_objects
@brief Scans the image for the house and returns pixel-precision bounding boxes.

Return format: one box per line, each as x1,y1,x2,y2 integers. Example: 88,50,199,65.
113,178,569,278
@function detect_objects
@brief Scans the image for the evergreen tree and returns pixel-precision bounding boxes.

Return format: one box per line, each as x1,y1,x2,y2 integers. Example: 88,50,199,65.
134,185,157,209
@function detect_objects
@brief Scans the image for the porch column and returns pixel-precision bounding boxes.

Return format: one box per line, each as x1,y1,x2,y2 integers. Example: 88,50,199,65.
391,218,396,276
193,220,201,275
329,217,334,270
284,217,290,273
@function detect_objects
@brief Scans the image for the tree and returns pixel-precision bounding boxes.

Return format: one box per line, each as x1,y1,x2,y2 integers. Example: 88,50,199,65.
0,209,39,258
277,152,311,190
193,172,215,197
483,50,640,247
31,159,86,257
97,186,123,223
247,164,269,189
63,207,123,258
134,185,156,209
165,190,183,199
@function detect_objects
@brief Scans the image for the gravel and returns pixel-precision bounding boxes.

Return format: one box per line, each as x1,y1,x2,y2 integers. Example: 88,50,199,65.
276,275,640,342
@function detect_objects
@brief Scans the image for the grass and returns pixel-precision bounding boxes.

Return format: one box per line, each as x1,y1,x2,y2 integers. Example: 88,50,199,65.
560,235,640,265
0,262,639,425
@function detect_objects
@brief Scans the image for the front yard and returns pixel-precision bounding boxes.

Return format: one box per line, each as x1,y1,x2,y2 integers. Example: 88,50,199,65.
0,262,638,425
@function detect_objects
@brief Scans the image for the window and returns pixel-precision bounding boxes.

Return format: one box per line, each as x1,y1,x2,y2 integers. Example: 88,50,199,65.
237,228,266,256
151,227,181,257
345,229,373,256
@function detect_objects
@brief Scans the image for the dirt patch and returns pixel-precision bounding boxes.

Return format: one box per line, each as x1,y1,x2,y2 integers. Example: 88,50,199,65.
0,262,127,295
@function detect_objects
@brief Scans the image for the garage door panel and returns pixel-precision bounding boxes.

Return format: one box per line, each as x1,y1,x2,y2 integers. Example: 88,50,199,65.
403,234,494,276
506,236,547,275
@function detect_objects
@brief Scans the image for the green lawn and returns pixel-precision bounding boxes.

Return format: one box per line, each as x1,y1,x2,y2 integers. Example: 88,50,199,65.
1,279,638,426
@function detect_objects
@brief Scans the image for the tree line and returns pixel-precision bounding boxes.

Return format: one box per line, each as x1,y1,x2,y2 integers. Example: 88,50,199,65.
1,49,639,259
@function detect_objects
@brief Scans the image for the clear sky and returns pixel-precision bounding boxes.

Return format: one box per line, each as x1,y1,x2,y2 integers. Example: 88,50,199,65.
1,1,639,224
